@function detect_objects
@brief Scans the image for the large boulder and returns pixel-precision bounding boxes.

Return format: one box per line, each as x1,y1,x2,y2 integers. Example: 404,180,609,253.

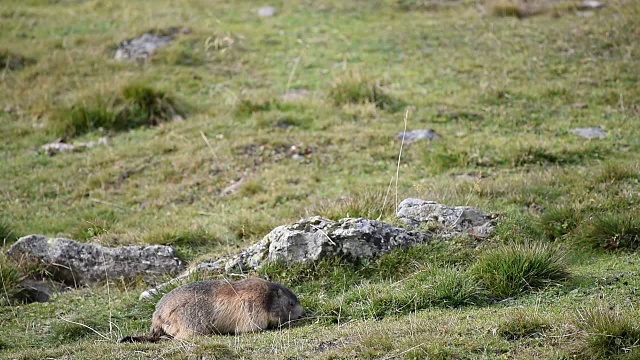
397,198,496,238
225,216,430,272
7,235,184,286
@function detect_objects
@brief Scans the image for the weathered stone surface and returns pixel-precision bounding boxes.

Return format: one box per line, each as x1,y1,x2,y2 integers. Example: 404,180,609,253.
578,1,605,10
257,6,276,17
225,216,430,272
570,127,607,140
41,137,108,156
7,235,184,286
139,259,227,300
114,28,187,61
397,198,495,238
12,279,65,303
397,129,440,144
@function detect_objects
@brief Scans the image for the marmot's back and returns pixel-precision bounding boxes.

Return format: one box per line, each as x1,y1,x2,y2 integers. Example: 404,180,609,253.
122,278,304,342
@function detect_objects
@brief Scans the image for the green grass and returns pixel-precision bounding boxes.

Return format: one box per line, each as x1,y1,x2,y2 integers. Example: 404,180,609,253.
0,0,639,357
473,241,570,299
575,306,640,359
581,212,640,250
48,83,187,137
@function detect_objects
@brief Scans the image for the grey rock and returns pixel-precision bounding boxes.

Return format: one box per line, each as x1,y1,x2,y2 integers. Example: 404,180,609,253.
257,6,276,17
139,259,227,300
397,198,495,238
570,127,607,140
114,29,182,61
41,137,108,156
578,0,605,10
7,235,184,286
12,279,67,303
225,216,430,272
397,129,440,144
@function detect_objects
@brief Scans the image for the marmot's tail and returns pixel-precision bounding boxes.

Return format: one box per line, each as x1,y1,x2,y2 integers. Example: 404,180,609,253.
119,328,171,343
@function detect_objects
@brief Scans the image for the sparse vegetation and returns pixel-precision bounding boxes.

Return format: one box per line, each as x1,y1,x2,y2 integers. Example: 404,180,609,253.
473,242,570,299
499,310,549,340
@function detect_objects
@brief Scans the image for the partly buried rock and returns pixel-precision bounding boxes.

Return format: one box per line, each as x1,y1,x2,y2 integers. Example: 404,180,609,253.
12,279,67,304
397,198,496,238
114,28,187,61
41,137,108,156
225,216,430,273
570,127,607,140
7,235,184,286
397,129,440,144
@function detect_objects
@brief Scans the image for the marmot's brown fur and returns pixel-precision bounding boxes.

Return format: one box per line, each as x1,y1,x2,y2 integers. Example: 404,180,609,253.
120,278,304,342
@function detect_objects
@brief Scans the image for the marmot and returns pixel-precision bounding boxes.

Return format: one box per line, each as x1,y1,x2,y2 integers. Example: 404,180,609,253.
120,278,304,342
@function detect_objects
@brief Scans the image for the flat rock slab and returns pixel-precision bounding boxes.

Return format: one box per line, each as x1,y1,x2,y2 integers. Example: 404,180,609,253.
257,6,276,17
225,216,430,272
570,127,607,140
397,198,495,238
397,129,440,143
8,235,184,286
114,28,186,61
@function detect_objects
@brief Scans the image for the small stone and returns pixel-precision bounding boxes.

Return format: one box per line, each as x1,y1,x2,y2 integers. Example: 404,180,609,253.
114,28,181,61
570,127,607,140
396,129,440,144
257,6,276,17
578,1,605,10
281,89,309,102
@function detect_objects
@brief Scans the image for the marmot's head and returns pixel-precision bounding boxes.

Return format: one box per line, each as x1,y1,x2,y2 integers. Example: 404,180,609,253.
267,282,305,327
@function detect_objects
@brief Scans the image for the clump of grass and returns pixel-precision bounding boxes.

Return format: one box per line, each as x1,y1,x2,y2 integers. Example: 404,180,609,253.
0,255,25,306
0,219,19,245
49,83,187,137
312,189,395,221
499,310,549,340
537,205,583,241
0,49,35,70
489,0,545,18
234,97,281,117
473,241,569,299
581,213,640,250
575,306,640,359
494,212,544,243
328,71,400,111
596,162,639,183
143,226,218,247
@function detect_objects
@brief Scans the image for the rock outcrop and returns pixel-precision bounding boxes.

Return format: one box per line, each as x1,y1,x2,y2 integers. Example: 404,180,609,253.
7,235,184,286
397,198,496,238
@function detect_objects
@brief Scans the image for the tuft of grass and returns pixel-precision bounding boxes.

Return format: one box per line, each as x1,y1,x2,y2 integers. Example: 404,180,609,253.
0,219,19,245
328,71,400,111
49,84,186,137
581,213,640,251
234,97,282,118
576,306,640,359
0,255,24,305
311,189,396,221
499,310,549,340
473,241,570,299
537,205,583,241
0,49,35,70
596,162,639,183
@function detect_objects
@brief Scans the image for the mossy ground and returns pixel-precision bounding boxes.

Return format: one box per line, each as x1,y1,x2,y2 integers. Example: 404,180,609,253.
1,0,639,358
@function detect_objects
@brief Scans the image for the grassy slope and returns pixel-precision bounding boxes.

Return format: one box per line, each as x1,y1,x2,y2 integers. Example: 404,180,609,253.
1,0,639,358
